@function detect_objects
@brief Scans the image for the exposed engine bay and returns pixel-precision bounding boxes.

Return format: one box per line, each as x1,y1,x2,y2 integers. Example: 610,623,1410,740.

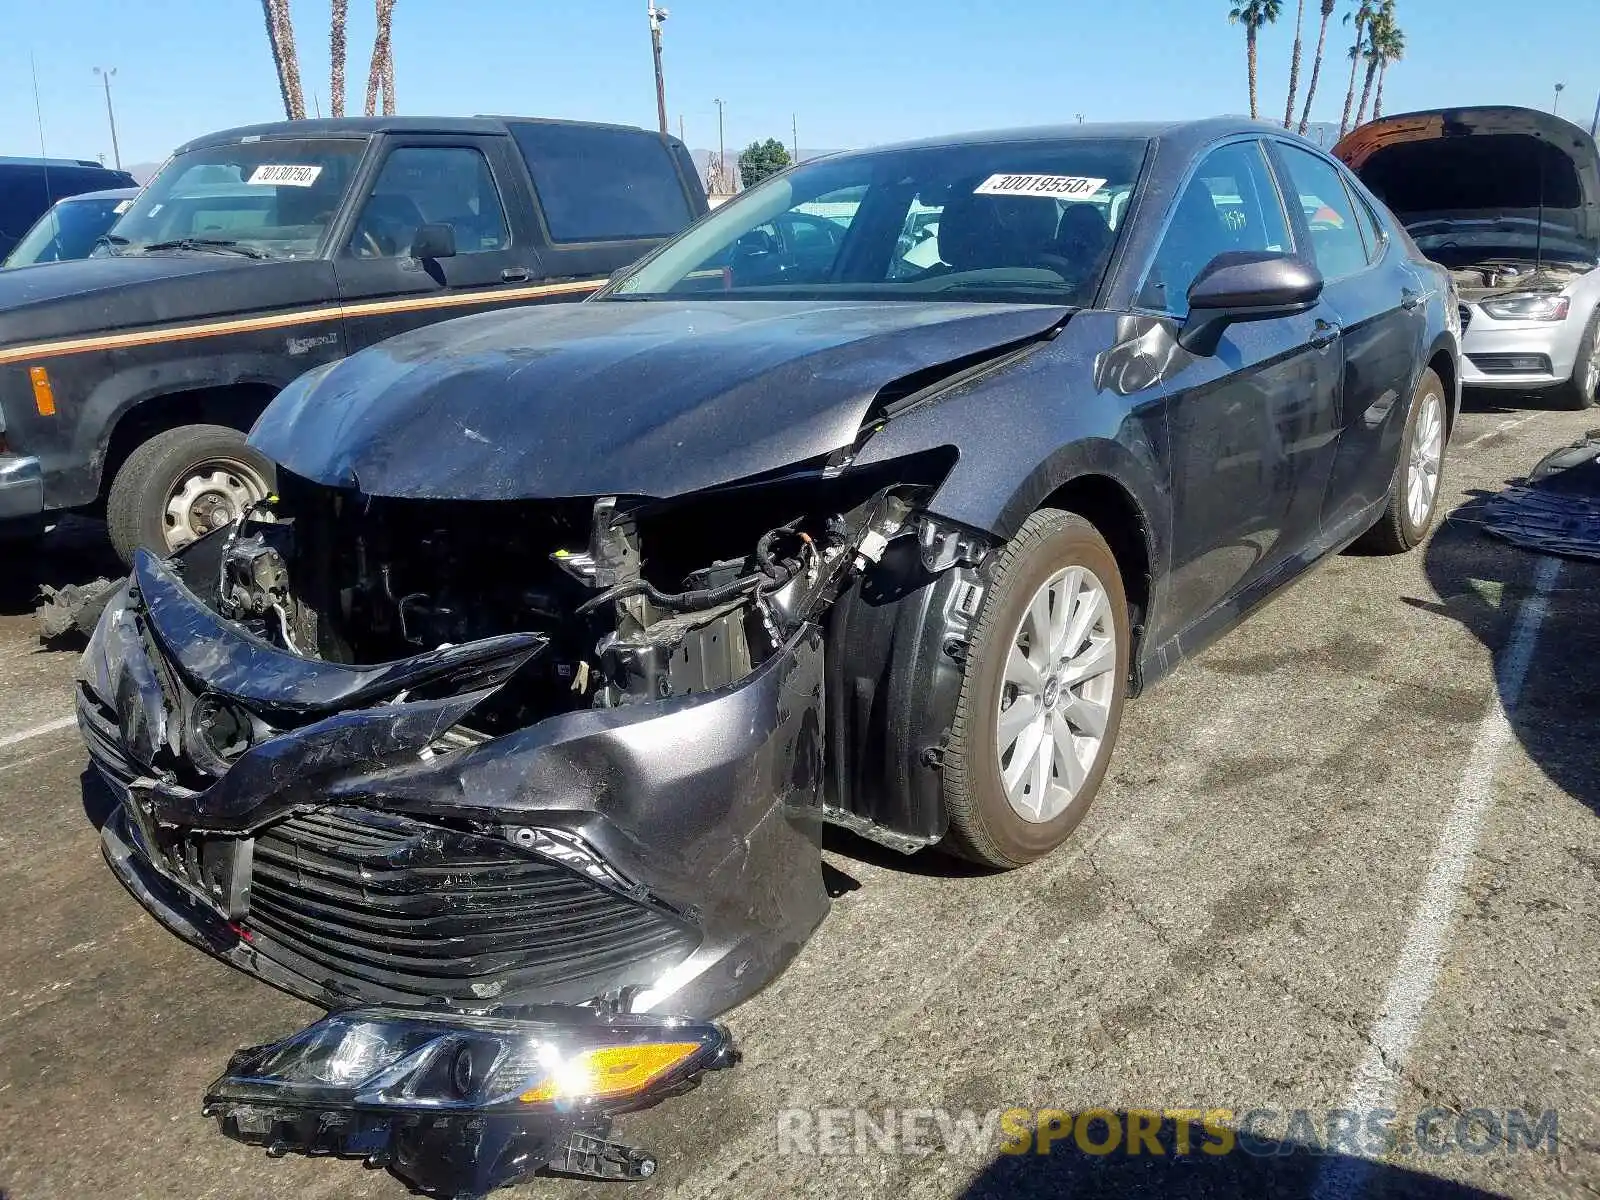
193,461,938,755
1441,257,1591,300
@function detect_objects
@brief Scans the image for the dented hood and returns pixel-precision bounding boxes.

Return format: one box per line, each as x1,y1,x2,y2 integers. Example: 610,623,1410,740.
250,298,1068,500
1335,107,1600,254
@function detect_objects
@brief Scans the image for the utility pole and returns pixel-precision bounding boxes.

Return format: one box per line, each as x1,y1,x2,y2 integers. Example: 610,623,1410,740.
679,114,685,143
1590,90,1600,137
647,1,669,137
93,67,122,171
1553,82,1565,116
714,97,727,192
792,113,799,164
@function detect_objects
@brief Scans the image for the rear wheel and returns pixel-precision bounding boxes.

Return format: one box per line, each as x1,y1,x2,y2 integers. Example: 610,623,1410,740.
941,509,1130,869
106,424,275,566
1553,310,1600,410
1358,368,1447,555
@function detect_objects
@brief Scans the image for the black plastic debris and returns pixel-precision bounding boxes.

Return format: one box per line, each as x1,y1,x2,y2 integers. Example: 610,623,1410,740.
1483,430,1600,561
36,577,120,645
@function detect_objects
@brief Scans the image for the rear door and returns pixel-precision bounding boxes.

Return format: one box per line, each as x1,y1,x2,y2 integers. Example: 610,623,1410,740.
1139,139,1344,634
1268,141,1427,534
507,121,704,282
332,133,543,352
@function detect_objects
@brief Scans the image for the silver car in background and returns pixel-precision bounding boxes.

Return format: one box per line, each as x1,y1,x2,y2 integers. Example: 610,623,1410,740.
1338,106,1600,409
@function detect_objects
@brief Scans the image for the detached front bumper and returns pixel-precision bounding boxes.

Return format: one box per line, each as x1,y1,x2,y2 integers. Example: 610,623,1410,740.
1459,304,1587,388
81,552,831,1021
0,453,43,537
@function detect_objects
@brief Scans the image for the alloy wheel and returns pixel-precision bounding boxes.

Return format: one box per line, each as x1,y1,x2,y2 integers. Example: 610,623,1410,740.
995,565,1118,823
1406,391,1444,531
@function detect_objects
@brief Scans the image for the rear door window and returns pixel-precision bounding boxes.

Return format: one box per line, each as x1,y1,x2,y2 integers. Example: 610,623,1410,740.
1274,144,1372,281
510,122,693,243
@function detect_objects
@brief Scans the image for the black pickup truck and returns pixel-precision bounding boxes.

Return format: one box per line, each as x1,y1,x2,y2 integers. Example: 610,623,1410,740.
0,116,707,563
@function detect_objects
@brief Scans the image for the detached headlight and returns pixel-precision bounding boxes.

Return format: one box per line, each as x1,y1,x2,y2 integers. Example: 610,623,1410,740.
1479,292,1571,321
204,1007,735,1190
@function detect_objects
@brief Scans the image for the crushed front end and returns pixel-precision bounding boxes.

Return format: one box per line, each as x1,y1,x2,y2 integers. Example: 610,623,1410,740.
78,461,948,1191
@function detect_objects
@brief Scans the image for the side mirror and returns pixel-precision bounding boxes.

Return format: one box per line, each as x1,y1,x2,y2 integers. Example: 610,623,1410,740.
410,222,457,261
1178,251,1323,356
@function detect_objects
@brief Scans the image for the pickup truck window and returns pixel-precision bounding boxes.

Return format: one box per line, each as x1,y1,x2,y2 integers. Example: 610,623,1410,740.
510,122,692,243
348,145,510,259
109,138,365,259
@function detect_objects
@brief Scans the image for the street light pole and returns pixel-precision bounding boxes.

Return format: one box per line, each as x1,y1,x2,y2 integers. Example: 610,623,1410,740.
1590,90,1600,138
792,113,798,164
647,1,669,137
93,67,122,171
714,97,726,192
1553,82,1565,116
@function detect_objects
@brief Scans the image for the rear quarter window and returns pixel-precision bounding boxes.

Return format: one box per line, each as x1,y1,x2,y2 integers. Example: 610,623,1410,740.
510,123,693,243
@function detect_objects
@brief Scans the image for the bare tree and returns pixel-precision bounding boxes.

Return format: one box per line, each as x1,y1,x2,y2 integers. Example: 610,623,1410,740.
330,0,348,117
365,0,397,117
261,0,306,120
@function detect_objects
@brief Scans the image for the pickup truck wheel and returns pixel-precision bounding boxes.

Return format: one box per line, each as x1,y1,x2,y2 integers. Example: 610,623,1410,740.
106,425,275,566
941,509,1130,870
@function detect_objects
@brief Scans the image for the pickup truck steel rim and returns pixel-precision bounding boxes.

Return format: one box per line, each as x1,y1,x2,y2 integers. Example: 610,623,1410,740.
1407,391,1444,530
164,461,270,551
996,565,1117,823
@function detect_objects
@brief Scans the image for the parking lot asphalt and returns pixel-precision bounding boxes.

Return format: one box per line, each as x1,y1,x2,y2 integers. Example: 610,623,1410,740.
2,395,1598,1200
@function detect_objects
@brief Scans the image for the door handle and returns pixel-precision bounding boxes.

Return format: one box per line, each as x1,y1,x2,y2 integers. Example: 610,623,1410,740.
1309,321,1342,350
501,266,531,283
1400,288,1423,312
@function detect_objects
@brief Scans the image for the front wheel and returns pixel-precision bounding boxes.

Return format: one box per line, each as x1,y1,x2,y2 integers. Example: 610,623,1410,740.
105,424,275,567
941,509,1131,869
1553,309,1600,410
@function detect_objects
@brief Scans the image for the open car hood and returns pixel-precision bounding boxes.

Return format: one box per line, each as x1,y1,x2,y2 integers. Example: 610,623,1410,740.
249,298,1069,500
1334,107,1600,257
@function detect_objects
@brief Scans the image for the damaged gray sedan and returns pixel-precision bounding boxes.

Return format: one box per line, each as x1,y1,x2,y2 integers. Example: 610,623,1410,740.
77,118,1458,1194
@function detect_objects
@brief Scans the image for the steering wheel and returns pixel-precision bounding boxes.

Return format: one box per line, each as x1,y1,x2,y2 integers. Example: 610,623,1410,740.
357,228,388,259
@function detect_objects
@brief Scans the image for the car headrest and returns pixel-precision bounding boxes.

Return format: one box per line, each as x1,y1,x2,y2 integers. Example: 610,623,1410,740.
937,191,1061,272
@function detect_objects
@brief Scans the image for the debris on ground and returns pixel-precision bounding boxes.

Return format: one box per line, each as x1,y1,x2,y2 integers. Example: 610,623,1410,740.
1482,430,1600,561
36,579,119,646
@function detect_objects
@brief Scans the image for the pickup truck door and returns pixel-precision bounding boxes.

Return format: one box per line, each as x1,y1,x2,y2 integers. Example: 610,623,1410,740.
332,133,548,353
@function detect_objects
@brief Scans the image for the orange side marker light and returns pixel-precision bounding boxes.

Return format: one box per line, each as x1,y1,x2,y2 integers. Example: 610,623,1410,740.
28,366,56,416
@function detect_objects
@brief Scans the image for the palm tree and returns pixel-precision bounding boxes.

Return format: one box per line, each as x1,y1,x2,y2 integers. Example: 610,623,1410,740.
1370,12,1404,119
1229,0,1284,121
261,0,306,120
330,0,348,117
1282,0,1306,129
1339,0,1377,137
364,0,397,117
1353,0,1393,128
1297,0,1337,135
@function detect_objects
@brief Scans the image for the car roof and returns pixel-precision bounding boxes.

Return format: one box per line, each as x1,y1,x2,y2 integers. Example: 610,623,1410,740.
178,115,686,153
847,117,1312,157
53,186,140,204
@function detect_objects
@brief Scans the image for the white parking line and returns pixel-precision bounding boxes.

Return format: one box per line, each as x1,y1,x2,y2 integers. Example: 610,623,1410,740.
1462,412,1542,451
1315,554,1562,1198
0,716,77,751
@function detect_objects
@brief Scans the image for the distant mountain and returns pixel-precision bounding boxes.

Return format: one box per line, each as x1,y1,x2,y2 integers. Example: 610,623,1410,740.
124,162,163,185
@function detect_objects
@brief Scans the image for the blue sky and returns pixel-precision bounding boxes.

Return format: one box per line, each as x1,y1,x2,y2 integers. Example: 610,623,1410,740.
5,0,1599,168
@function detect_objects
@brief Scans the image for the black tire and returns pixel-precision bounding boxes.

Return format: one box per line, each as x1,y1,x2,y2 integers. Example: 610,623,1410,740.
105,424,276,567
941,509,1131,869
1357,367,1448,555
1553,309,1600,410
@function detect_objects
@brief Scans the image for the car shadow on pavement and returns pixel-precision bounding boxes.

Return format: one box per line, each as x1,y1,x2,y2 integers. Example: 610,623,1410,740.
1419,499,1600,818
960,1124,1508,1199
0,517,122,619
1459,386,1568,418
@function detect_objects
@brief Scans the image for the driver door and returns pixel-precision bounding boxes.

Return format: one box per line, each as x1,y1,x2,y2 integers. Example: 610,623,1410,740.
333,134,540,352
1141,140,1344,640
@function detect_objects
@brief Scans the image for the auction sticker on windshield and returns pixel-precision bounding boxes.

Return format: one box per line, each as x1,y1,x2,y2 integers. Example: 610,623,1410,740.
246,164,324,187
975,174,1107,199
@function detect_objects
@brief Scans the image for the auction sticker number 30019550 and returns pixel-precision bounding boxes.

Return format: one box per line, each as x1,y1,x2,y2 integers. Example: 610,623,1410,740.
974,174,1108,199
